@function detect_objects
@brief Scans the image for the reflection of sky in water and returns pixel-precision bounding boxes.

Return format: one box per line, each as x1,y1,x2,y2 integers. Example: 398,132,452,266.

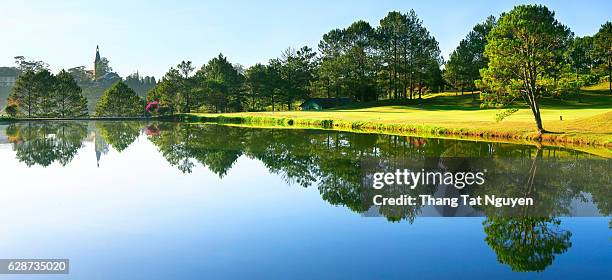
0,131,610,279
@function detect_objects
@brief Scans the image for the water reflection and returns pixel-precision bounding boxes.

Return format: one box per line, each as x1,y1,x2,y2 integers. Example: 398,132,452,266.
483,217,572,272
6,122,87,166
1,121,609,273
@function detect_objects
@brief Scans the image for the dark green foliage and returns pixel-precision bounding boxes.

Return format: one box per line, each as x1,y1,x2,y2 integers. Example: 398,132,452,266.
4,103,18,117
195,54,246,112
7,66,89,118
593,21,612,94
8,69,53,117
5,122,88,166
317,21,379,101
96,121,143,151
377,10,443,99
53,70,88,117
147,56,247,113
147,67,183,114
275,46,317,109
567,36,595,81
245,63,282,111
478,5,572,133
484,217,571,272
445,16,496,95
94,81,144,117
147,10,446,112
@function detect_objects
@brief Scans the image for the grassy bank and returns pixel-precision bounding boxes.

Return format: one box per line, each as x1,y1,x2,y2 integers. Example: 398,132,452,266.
0,116,14,123
184,88,612,151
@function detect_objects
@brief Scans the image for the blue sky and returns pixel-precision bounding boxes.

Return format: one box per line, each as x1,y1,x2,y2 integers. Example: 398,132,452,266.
1,0,610,78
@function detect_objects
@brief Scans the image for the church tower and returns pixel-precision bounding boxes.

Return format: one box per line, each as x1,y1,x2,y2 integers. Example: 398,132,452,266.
93,45,101,79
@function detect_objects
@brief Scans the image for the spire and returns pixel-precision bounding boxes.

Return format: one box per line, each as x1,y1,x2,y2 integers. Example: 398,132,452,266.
95,45,101,63
94,45,101,80
94,129,109,168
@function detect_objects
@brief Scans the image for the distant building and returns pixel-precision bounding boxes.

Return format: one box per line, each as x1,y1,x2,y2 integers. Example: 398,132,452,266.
299,98,352,111
93,128,109,167
0,67,19,87
91,45,121,85
93,45,101,80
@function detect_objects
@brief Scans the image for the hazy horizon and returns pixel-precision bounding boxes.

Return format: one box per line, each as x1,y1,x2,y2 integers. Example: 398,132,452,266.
1,0,610,78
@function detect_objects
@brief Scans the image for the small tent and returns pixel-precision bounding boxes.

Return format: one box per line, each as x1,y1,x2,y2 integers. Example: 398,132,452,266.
299,98,352,111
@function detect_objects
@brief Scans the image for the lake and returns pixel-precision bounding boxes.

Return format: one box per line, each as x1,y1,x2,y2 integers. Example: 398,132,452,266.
0,121,610,279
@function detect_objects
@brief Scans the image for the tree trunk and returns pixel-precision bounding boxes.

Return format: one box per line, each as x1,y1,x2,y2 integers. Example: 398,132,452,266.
608,59,612,94
27,91,31,118
409,71,413,100
252,94,256,111
526,91,545,135
184,92,191,113
533,107,544,135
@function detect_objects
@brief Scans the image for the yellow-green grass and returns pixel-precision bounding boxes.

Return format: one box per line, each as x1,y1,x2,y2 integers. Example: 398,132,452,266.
582,82,611,92
184,86,612,156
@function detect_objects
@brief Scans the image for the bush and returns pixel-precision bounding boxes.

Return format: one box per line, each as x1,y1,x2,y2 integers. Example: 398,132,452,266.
580,74,601,86
4,104,18,117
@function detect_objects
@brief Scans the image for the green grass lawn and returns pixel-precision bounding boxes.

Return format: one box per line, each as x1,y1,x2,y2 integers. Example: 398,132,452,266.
190,86,612,137
190,85,611,152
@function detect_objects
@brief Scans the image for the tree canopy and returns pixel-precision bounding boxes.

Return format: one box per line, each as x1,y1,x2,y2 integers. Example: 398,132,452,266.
53,70,88,117
8,68,88,118
94,81,144,117
594,21,612,94
478,5,572,133
444,16,496,95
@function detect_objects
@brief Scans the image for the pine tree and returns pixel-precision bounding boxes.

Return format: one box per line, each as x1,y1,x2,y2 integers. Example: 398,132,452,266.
94,81,144,117
53,70,88,117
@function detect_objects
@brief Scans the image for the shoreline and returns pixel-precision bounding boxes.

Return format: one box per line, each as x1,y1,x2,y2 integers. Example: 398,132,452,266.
178,113,612,158
0,116,158,122
1,114,610,157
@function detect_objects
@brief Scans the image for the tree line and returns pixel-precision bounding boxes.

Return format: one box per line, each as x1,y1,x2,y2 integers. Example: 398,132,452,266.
3,5,611,131
149,9,447,114
147,5,610,133
7,62,87,118
4,57,149,118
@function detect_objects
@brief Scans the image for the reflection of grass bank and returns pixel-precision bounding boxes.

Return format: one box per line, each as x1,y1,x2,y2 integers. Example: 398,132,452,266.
0,116,15,123
181,115,612,158
208,122,612,158
183,89,612,155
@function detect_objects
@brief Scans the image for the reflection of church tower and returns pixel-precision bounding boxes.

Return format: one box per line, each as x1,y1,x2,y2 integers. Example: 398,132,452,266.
93,128,109,167
93,45,101,80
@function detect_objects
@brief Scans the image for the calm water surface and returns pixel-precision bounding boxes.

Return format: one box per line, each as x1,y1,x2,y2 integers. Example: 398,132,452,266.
0,121,610,279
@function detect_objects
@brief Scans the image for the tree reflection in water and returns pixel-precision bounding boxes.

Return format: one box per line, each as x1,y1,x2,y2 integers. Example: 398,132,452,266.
96,121,144,152
3,121,610,272
483,217,571,272
143,122,610,273
6,122,87,167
